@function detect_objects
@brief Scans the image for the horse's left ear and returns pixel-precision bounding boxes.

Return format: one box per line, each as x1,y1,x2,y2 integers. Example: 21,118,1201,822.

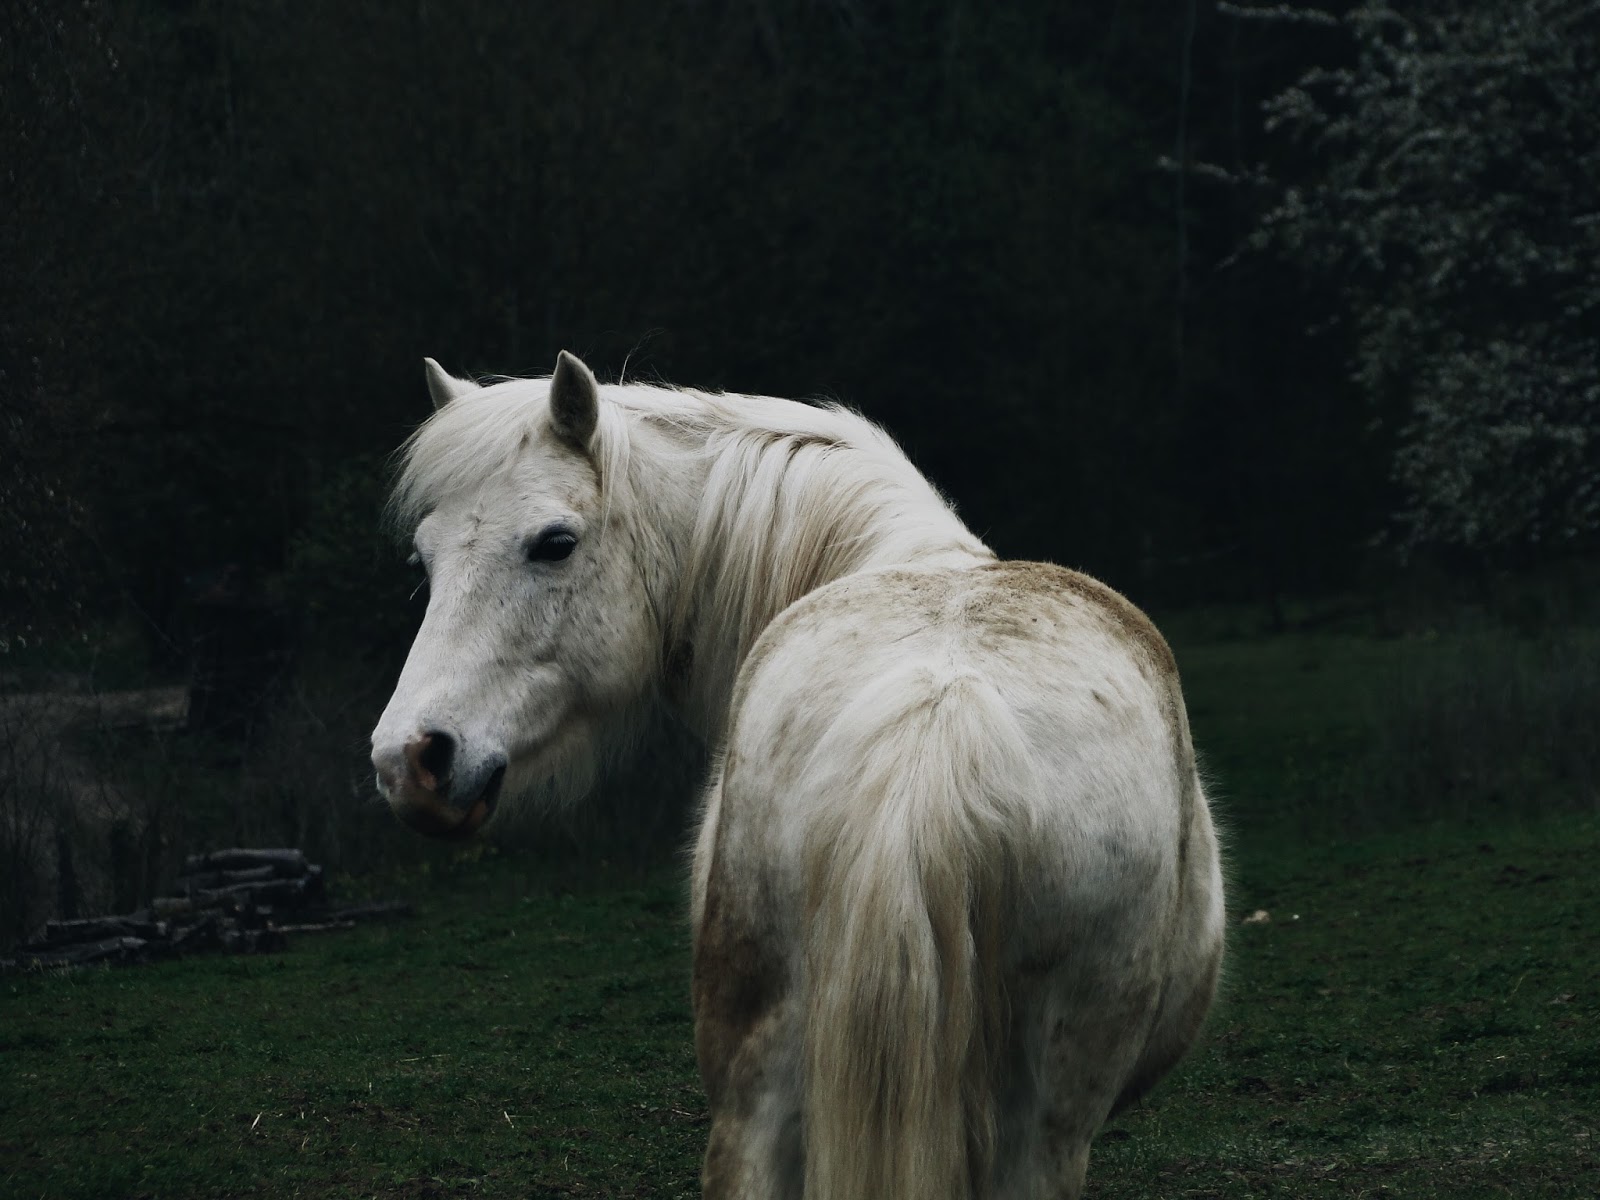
549,350,599,448
424,358,478,411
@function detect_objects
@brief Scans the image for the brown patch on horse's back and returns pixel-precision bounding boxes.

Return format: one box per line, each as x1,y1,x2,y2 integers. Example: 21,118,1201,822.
979,562,1198,849
979,561,1179,682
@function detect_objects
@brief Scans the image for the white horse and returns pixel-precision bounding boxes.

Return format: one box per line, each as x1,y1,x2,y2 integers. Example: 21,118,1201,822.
371,352,1225,1200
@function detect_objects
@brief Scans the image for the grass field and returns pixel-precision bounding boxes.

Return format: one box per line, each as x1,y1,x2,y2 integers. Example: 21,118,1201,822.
3,627,1597,1198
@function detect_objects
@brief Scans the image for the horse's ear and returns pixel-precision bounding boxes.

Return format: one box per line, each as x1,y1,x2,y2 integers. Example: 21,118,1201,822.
424,358,478,411
549,350,599,448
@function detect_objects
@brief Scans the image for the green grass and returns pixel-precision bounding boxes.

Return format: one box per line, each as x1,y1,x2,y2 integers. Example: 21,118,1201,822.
1096,812,1600,1198
1176,627,1600,844
0,864,707,1198
1178,632,1394,836
3,626,1598,1197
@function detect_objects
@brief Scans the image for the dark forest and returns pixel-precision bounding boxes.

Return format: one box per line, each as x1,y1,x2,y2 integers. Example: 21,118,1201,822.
0,3,1404,644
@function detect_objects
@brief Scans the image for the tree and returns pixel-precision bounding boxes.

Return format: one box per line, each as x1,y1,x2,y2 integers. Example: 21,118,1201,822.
1235,0,1600,556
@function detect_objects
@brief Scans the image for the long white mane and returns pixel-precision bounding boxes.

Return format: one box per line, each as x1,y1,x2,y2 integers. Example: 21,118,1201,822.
390,375,992,724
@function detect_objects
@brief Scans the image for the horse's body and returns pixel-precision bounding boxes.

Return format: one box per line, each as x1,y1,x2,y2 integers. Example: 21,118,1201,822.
372,353,1225,1200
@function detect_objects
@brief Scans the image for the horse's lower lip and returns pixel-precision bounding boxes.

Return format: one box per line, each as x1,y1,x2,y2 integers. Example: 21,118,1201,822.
393,765,504,840
448,764,505,838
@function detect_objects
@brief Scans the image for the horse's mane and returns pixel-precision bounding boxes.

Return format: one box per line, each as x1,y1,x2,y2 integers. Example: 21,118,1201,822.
390,374,990,718
661,388,991,706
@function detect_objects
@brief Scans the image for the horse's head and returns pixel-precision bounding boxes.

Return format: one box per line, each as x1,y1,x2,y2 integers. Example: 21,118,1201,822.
371,351,657,838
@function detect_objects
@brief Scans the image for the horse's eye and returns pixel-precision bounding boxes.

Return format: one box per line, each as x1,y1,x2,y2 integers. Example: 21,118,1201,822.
527,529,578,563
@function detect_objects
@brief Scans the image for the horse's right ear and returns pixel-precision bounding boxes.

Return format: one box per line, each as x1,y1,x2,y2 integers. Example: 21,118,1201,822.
549,350,599,448
424,358,478,411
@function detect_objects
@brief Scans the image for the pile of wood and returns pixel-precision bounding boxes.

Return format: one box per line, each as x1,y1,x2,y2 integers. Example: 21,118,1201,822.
2,848,410,971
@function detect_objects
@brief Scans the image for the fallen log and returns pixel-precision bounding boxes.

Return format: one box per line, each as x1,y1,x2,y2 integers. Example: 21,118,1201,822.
151,892,228,917
169,913,223,953
8,935,148,969
176,865,278,889
182,848,308,876
168,874,326,912
216,875,323,906
4,848,408,973
40,915,168,945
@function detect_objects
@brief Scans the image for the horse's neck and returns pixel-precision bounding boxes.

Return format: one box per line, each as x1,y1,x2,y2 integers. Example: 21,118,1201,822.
646,414,991,742
674,540,989,745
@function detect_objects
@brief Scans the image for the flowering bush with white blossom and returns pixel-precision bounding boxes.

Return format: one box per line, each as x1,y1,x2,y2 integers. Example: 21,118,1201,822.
1234,0,1600,554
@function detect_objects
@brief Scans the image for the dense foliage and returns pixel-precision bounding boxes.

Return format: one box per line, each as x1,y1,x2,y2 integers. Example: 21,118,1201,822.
1239,0,1600,555
4,0,1390,666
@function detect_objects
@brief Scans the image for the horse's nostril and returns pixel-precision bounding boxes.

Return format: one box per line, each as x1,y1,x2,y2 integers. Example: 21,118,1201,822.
406,730,456,793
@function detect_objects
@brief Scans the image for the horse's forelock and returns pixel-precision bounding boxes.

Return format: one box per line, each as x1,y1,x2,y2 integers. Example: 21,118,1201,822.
387,376,641,536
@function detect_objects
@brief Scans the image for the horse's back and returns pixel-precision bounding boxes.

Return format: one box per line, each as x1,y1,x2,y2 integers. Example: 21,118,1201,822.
729,557,1195,857
694,560,1224,1199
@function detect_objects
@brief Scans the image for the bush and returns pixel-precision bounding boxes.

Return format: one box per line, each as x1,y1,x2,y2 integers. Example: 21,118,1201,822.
1240,0,1600,556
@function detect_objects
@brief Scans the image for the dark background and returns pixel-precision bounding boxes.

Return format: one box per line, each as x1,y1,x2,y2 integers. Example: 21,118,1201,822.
3,1,1597,929
3,1,1386,648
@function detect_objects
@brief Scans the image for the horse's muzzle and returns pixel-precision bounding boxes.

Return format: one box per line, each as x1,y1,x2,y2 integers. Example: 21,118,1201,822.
372,731,505,839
